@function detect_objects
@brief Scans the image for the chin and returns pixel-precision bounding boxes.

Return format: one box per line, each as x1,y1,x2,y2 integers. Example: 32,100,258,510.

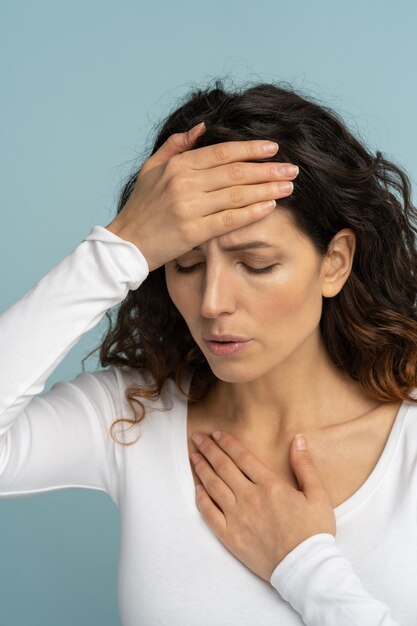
205,360,262,384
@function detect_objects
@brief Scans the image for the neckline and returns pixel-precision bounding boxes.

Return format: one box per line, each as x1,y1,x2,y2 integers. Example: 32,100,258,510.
173,369,411,521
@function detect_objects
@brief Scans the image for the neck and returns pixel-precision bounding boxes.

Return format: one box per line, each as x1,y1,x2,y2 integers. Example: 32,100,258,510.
197,336,379,445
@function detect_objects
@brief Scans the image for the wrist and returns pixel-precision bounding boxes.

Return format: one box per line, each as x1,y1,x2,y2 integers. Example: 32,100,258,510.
104,219,153,271
104,219,136,247
104,217,126,238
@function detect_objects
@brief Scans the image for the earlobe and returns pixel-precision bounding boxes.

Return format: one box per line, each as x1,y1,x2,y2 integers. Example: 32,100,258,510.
321,229,356,298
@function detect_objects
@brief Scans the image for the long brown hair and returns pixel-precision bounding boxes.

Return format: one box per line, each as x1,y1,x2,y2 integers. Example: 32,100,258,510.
83,78,417,445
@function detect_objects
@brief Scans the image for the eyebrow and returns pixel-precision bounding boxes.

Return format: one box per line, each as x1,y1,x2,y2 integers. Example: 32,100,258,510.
192,241,275,252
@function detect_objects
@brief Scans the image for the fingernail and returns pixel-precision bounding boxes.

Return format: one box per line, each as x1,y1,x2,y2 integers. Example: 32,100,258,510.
279,181,293,193
283,165,299,176
262,141,279,154
261,199,277,211
191,122,205,132
295,434,307,450
212,430,222,441
192,433,204,445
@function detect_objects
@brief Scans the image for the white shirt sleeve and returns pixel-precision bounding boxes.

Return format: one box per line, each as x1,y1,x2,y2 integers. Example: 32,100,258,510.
0,225,149,503
270,533,400,625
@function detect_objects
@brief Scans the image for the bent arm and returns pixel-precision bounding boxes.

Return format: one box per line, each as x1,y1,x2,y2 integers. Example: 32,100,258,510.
0,225,149,498
270,533,400,625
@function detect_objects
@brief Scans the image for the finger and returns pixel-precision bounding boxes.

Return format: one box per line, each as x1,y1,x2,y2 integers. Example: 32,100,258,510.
200,179,294,216
150,122,207,169
290,435,327,501
192,434,246,495
178,139,279,171
194,482,227,538
198,195,279,239
197,161,299,194
190,452,236,511
209,431,274,485
182,122,207,151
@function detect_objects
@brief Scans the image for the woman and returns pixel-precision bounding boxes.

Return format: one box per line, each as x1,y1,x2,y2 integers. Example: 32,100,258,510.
1,80,416,625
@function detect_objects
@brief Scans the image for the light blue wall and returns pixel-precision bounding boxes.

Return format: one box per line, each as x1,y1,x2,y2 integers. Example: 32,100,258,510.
1,1,416,624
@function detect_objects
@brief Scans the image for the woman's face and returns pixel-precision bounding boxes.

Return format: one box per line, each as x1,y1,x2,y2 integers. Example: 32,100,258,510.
164,208,329,383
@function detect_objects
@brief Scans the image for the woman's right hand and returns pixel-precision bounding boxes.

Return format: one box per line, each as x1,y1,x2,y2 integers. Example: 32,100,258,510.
105,122,299,272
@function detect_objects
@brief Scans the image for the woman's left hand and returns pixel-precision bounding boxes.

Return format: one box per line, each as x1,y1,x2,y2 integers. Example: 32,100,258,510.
190,430,336,582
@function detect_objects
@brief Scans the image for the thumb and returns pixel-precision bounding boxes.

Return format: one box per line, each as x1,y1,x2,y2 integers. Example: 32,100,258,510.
290,434,325,500
154,121,206,166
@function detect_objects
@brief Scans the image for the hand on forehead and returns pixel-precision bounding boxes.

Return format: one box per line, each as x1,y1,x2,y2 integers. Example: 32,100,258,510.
203,206,290,250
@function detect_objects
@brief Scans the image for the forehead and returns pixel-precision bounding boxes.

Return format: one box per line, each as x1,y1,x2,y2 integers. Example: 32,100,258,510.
211,207,304,250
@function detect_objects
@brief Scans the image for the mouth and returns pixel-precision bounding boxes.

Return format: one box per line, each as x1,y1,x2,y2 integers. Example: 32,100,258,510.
202,334,251,343
203,339,252,357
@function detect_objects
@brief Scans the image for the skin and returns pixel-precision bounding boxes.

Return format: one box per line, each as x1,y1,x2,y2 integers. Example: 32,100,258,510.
105,130,299,274
107,126,400,579
165,204,377,443
163,206,402,580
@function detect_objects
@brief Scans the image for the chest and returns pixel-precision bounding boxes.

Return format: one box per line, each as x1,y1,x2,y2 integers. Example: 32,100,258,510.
186,400,402,509
117,400,417,626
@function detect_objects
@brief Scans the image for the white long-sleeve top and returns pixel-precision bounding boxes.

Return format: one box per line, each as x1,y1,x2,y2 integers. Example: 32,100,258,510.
0,225,415,625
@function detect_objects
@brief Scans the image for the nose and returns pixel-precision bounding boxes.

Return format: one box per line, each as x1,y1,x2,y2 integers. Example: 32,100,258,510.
199,265,236,318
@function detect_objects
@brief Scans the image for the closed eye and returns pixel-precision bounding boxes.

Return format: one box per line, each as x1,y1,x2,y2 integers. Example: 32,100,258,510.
173,262,278,275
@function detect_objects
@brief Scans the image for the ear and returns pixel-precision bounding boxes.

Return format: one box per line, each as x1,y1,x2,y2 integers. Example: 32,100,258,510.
320,228,356,298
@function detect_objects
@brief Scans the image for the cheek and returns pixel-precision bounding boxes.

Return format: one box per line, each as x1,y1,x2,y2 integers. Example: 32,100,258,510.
253,274,322,329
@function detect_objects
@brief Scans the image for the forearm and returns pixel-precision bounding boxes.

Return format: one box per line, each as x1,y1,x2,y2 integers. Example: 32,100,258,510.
270,533,400,626
0,225,149,434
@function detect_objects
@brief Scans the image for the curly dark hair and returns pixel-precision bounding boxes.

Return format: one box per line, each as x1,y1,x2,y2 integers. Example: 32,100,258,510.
83,78,417,445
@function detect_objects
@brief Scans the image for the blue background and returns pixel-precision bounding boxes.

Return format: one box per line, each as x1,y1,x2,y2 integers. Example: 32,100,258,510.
1,1,416,624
